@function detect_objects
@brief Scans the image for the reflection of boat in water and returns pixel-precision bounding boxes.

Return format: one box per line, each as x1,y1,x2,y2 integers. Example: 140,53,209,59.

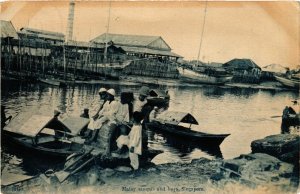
148,130,223,159
275,75,300,89
146,111,230,147
178,67,232,85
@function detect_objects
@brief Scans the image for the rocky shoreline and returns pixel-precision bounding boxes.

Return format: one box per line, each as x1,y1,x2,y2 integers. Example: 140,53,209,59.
2,134,299,194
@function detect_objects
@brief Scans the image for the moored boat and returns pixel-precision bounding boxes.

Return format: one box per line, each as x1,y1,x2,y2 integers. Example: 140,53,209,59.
146,111,230,146
275,75,300,89
38,78,67,87
147,89,170,107
2,115,89,158
177,67,232,85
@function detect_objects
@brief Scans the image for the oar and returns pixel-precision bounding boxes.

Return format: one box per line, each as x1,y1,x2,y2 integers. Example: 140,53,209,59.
63,147,94,171
55,154,97,183
271,116,282,118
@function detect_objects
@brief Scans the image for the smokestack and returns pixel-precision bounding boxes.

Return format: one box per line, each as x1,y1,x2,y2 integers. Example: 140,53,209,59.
66,0,75,42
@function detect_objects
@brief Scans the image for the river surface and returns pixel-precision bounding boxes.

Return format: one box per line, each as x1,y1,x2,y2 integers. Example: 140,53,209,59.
1,79,298,182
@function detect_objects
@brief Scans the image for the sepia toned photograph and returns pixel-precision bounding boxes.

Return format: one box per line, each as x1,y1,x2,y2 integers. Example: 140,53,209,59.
0,1,299,193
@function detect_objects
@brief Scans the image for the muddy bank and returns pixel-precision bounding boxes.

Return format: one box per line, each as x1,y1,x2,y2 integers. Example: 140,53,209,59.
2,132,298,193
2,134,299,194
2,157,297,194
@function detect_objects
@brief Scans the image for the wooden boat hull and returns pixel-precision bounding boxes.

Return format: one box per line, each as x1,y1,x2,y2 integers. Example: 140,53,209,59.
39,78,67,87
146,122,230,146
275,75,300,88
178,68,232,85
2,131,84,158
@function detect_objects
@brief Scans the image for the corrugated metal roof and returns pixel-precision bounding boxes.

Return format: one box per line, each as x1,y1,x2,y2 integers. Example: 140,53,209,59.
20,27,65,41
91,33,160,47
154,111,199,125
0,20,18,39
120,45,182,58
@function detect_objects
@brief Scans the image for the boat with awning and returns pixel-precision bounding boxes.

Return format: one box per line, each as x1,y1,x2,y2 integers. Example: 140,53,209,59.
2,115,89,158
146,111,230,146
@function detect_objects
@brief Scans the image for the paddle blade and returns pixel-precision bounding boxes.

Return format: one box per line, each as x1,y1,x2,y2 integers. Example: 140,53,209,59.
55,171,70,183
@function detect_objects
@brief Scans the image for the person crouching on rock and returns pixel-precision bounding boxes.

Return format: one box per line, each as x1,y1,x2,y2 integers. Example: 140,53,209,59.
84,88,108,138
116,111,143,170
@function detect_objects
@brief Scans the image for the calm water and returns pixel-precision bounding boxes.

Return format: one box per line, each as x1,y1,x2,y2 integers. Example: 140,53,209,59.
1,79,298,177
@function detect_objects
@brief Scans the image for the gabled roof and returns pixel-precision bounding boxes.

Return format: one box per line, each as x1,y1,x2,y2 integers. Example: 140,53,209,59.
0,20,18,39
91,33,172,50
222,58,261,70
19,27,65,41
91,33,160,46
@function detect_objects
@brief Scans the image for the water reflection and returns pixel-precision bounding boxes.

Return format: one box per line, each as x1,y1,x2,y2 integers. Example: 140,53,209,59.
1,80,299,166
158,131,222,158
2,145,64,176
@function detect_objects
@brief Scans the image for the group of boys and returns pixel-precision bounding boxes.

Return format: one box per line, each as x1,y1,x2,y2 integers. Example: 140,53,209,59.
81,86,151,170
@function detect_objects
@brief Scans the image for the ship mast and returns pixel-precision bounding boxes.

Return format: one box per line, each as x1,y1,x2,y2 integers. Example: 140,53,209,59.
197,1,208,66
104,0,112,61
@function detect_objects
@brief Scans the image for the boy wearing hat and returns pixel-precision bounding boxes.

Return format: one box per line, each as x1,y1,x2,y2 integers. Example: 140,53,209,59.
85,88,108,138
89,87,108,119
134,86,150,112
88,89,119,156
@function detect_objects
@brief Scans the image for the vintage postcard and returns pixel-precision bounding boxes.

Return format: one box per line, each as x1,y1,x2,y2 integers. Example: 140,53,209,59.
1,1,299,193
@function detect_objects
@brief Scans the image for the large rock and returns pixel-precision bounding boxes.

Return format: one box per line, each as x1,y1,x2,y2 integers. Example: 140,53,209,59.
219,153,295,190
251,134,299,165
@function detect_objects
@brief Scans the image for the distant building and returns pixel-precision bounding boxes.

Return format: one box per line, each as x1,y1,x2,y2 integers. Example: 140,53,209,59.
261,64,289,80
90,33,182,62
222,58,261,83
1,20,19,70
1,20,18,53
16,27,64,57
0,20,18,40
18,27,65,45
262,64,289,74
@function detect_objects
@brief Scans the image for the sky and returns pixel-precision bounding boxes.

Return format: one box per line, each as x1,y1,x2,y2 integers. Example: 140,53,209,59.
0,1,299,68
